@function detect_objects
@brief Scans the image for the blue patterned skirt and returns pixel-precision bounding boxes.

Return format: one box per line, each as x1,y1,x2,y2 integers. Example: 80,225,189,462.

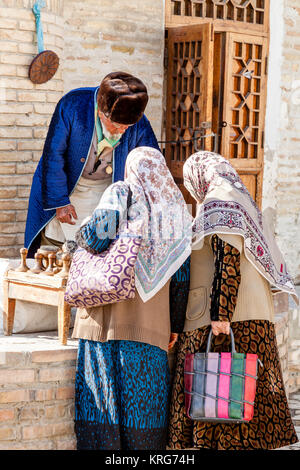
75,339,170,450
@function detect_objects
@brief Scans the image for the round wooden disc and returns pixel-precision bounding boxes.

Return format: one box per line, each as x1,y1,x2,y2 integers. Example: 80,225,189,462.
29,50,59,84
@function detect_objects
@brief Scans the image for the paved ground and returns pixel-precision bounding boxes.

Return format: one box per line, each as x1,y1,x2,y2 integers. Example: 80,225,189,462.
281,391,300,450
0,332,299,451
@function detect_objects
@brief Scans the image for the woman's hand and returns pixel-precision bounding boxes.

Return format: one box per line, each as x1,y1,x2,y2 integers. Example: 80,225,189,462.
168,333,179,351
211,321,230,336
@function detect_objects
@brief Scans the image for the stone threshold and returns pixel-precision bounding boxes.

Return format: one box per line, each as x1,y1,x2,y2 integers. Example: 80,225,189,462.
0,330,78,354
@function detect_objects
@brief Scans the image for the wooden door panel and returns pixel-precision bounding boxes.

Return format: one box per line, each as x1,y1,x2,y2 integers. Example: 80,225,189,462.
221,32,268,206
165,23,214,186
165,23,269,208
240,174,257,201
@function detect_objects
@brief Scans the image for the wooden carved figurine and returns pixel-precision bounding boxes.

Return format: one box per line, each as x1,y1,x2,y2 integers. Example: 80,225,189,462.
38,246,59,269
15,248,29,272
56,253,71,278
30,252,44,274
37,249,48,269
44,252,56,276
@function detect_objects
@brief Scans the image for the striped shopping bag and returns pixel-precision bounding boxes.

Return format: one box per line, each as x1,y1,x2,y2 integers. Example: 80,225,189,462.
184,328,262,422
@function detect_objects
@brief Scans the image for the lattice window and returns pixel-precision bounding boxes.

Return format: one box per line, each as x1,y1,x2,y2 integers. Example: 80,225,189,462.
170,0,266,25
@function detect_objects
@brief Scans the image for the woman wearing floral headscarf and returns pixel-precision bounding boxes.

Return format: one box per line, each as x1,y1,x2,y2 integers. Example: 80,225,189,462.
71,147,193,450
168,151,298,450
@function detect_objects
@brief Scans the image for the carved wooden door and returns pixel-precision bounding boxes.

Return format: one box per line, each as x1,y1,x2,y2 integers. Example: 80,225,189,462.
220,32,268,205
165,1,270,208
165,23,214,207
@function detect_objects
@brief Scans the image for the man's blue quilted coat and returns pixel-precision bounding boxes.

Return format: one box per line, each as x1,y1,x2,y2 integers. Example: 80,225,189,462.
24,87,159,257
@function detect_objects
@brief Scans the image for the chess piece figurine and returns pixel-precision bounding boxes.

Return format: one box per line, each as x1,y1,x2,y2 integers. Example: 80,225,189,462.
30,252,44,274
38,245,59,269
56,253,71,278
44,252,56,276
37,249,48,269
55,241,76,276
15,248,29,272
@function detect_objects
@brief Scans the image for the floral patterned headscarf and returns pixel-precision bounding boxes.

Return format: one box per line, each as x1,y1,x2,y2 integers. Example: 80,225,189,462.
99,146,193,302
183,151,298,303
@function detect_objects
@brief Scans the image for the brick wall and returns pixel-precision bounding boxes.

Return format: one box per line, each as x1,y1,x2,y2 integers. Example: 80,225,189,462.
0,344,77,450
288,286,300,393
263,0,300,282
275,0,300,282
275,312,290,392
0,0,64,258
63,0,165,139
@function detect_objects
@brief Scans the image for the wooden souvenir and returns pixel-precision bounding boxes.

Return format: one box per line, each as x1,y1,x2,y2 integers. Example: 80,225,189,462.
56,253,71,278
3,247,71,345
29,1,59,84
30,252,44,274
44,252,56,276
15,248,29,273
29,50,59,85
37,245,59,269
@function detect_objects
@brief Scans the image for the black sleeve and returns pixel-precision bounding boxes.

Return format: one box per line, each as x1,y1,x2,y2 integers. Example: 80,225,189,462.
169,256,191,333
210,234,241,322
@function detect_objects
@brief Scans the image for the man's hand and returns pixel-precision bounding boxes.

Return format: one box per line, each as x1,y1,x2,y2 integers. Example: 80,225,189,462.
211,321,230,336
168,333,179,351
56,204,78,225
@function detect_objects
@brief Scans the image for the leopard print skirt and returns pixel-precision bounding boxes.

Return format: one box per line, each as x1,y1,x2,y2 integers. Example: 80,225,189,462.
168,320,298,450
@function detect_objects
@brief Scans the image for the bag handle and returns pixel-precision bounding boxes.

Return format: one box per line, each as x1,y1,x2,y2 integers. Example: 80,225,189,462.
206,326,236,354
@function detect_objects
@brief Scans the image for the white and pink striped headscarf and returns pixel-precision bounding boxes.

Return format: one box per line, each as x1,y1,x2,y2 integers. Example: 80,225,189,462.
183,151,298,304
99,146,193,302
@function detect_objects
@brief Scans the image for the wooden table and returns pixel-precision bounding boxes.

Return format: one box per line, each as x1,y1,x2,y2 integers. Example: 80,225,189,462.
3,269,71,346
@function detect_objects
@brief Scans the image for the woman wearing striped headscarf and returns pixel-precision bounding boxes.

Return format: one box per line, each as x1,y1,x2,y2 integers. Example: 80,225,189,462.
71,147,193,450
168,151,298,450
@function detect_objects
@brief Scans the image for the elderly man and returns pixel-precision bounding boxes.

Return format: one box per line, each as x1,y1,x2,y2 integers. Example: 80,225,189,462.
24,72,159,257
